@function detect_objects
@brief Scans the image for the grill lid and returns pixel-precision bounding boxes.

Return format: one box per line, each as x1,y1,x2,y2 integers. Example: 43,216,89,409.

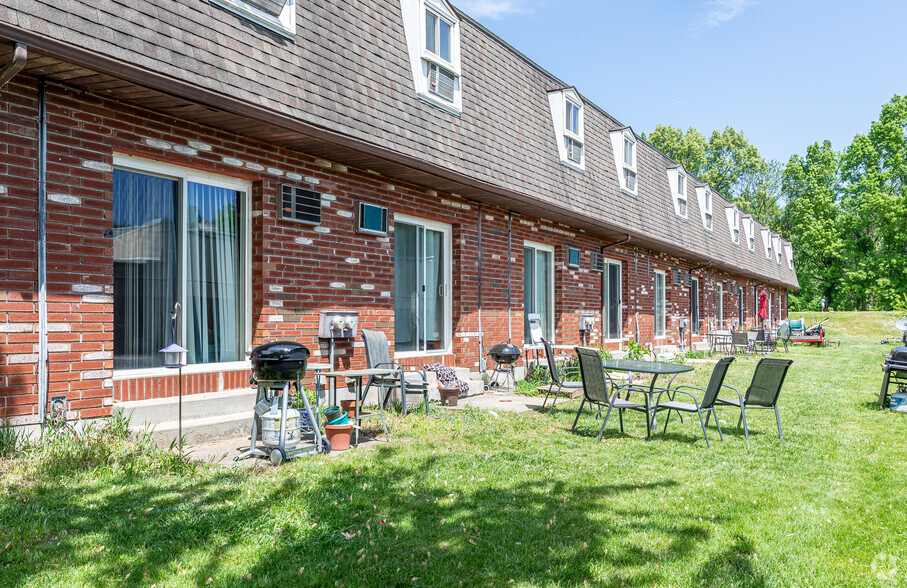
251,340,311,381
488,341,521,359
252,340,311,361
888,346,907,364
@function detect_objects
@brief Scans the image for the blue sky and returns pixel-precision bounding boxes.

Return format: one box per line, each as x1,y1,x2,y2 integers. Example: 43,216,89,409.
455,0,907,164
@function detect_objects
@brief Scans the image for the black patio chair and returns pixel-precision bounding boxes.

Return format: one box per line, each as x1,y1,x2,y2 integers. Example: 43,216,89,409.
539,338,583,412
654,356,735,448
714,357,793,440
731,331,751,355
572,346,650,442
360,328,429,417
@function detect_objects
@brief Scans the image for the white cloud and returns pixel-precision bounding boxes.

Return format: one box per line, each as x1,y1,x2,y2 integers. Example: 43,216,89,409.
455,0,529,20
694,0,755,34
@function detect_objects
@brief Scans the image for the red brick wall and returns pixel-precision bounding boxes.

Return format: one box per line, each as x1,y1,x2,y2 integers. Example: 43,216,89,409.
0,75,789,421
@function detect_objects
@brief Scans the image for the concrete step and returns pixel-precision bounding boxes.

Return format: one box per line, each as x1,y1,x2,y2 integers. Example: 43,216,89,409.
142,411,252,447
113,387,256,424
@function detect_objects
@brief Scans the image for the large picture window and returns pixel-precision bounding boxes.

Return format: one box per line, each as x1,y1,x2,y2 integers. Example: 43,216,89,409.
394,216,451,355
654,271,666,338
524,243,554,342
113,159,249,370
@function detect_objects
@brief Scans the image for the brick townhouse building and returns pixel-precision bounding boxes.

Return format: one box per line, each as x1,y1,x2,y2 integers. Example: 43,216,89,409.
0,0,797,429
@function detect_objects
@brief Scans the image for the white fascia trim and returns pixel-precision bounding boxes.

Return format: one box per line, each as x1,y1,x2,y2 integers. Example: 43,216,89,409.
667,167,687,218
210,0,296,39
401,0,463,114
547,88,585,171
610,129,637,196
695,185,713,231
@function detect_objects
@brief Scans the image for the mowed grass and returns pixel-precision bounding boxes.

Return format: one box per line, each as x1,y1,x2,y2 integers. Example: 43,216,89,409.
1,312,906,587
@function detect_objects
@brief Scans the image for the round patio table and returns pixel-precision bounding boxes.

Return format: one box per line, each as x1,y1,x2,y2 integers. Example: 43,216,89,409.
600,359,694,440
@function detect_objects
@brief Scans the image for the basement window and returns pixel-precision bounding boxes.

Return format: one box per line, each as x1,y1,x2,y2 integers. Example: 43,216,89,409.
210,0,296,38
282,185,322,224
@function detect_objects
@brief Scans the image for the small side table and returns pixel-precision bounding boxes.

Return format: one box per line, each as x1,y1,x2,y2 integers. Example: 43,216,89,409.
321,368,392,445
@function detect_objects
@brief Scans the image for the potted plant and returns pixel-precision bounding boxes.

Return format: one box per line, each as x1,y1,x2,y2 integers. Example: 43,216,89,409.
424,363,468,407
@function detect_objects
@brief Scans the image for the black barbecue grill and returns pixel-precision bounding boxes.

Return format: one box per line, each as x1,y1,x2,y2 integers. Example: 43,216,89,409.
250,340,311,383
879,346,907,408
486,341,522,390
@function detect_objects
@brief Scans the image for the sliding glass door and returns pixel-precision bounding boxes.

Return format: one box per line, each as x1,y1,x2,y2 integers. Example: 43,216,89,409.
654,271,666,337
394,217,450,354
524,243,553,342
603,260,621,340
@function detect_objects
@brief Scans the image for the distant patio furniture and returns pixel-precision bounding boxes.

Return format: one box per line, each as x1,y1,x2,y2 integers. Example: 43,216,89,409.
539,338,583,412
707,330,733,355
654,356,735,448
714,357,794,440
731,331,751,355
572,347,652,442
360,328,429,417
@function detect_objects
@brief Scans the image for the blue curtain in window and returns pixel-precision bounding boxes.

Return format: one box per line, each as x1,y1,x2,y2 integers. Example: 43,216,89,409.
113,170,179,369
186,183,243,364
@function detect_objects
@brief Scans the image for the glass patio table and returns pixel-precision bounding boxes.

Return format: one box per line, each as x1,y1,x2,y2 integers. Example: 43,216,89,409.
600,359,694,440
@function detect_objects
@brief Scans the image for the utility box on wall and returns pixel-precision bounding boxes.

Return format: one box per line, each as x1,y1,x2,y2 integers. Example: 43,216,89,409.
579,316,595,331
318,311,359,339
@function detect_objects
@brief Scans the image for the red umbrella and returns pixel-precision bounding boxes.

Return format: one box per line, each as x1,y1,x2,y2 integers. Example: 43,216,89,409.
758,289,768,320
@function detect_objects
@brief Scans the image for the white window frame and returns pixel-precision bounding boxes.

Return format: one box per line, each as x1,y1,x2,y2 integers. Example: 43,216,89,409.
784,244,794,270
695,186,713,231
761,228,772,260
547,88,585,171
524,240,556,344
717,282,724,325
111,154,253,380
210,0,296,39
610,128,638,196
773,236,783,264
667,167,688,218
392,213,453,359
400,0,463,114
726,207,740,245
743,217,755,251
603,258,623,342
654,270,666,338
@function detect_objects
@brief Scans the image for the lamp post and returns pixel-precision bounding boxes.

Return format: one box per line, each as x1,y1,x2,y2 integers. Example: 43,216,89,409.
160,343,188,449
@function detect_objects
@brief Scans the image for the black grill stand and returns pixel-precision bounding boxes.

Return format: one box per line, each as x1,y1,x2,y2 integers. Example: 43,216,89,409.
235,378,328,465
486,360,517,390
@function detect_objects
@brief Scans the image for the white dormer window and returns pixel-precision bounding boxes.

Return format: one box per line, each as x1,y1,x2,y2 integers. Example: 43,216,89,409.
784,244,794,269
548,88,585,171
212,0,296,38
400,0,462,114
725,207,740,244
667,167,687,217
773,236,782,264
761,228,772,259
695,186,713,230
743,217,755,251
610,128,638,195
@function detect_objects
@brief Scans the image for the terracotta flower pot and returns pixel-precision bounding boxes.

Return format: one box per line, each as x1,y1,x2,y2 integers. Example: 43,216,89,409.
340,399,357,418
324,423,353,451
439,386,459,407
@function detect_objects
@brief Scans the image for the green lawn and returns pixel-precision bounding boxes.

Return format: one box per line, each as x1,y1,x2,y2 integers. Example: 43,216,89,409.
1,312,906,587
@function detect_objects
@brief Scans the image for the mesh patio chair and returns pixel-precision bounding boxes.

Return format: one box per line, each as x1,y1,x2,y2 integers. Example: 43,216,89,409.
539,339,583,412
714,357,793,440
360,328,429,417
572,346,650,442
731,331,751,355
654,356,735,448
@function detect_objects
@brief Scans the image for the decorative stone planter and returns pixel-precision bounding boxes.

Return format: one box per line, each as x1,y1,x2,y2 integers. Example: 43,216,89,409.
439,386,460,407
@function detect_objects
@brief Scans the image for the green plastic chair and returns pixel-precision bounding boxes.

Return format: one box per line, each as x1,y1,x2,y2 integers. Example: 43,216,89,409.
714,357,793,440
654,356,735,448
572,346,651,442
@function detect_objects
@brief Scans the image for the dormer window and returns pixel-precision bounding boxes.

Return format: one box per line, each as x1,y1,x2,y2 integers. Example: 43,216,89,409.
695,186,713,230
773,236,782,264
784,244,794,269
726,207,740,244
400,0,462,114
761,228,772,260
548,88,585,171
212,0,296,38
743,217,755,251
610,128,638,195
667,167,687,218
